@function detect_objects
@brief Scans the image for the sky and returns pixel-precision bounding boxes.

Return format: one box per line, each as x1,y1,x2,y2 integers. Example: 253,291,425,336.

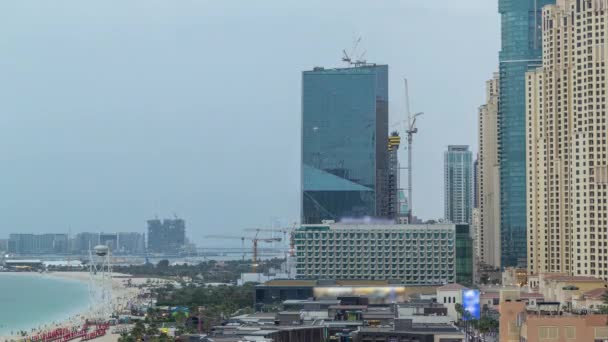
0,0,499,245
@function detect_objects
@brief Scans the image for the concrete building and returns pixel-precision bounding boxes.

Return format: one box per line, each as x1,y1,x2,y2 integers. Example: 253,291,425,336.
471,208,481,263
500,296,608,342
72,232,99,254
526,0,608,278
8,233,68,254
301,64,389,224
436,283,467,320
528,273,607,308
477,73,501,268
498,0,555,268
147,217,186,254
117,232,145,254
294,222,473,285
444,145,473,224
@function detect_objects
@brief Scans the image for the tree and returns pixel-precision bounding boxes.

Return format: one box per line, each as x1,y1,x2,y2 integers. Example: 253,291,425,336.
454,303,464,322
157,259,170,269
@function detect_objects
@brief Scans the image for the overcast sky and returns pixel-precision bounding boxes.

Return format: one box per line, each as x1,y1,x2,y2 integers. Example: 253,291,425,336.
0,0,499,244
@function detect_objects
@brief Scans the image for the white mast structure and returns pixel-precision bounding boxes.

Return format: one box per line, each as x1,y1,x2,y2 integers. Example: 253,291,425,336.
88,244,113,320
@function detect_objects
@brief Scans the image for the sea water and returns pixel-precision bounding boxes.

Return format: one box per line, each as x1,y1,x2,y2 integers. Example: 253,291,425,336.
0,273,89,335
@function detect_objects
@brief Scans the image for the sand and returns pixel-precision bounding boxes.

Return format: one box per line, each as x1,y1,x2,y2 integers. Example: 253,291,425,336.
0,272,169,342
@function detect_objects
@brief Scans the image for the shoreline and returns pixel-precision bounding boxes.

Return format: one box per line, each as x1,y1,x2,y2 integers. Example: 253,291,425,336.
0,271,145,341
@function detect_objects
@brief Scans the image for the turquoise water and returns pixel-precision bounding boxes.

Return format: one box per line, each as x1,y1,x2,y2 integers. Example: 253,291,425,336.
0,273,89,335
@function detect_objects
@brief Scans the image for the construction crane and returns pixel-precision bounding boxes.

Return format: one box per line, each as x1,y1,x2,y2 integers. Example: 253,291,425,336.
342,37,368,67
244,222,298,257
206,232,281,273
404,78,423,223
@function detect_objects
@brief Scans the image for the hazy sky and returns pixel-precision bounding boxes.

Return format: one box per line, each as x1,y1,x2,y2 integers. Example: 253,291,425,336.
0,0,499,244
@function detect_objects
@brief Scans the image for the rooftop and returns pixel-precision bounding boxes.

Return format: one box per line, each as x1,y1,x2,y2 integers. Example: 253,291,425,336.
583,288,607,300
437,283,467,291
543,274,605,283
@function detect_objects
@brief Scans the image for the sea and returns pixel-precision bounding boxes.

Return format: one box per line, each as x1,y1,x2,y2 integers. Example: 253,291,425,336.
0,273,89,335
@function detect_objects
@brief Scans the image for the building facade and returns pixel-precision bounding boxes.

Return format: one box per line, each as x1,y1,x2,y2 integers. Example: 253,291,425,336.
498,0,555,268
527,0,608,278
444,145,473,224
294,223,472,285
8,233,69,254
478,73,501,268
147,217,186,254
301,65,389,224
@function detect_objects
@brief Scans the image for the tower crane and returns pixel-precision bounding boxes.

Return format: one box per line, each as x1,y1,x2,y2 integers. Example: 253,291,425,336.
404,79,423,223
244,222,298,257
206,232,281,273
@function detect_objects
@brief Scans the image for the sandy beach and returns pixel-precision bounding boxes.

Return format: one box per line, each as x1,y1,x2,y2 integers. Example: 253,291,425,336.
0,271,166,342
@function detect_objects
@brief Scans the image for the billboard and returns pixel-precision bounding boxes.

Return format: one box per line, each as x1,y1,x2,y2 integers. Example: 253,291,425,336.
462,289,480,320
314,286,407,304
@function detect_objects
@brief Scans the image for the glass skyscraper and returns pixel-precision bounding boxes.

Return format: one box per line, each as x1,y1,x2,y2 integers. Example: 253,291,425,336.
301,65,388,224
444,145,473,225
498,0,554,267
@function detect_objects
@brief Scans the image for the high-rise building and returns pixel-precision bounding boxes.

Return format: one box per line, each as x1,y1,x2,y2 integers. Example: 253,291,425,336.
72,232,99,253
294,222,473,285
526,0,608,278
444,145,473,224
383,132,402,220
498,0,555,267
8,233,68,254
301,65,389,224
147,217,186,254
117,232,145,255
478,73,501,268
473,158,479,209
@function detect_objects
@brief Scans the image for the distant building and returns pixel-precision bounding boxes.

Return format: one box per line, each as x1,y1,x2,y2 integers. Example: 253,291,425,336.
0,239,7,252
8,233,68,254
71,232,144,254
294,222,473,285
72,232,99,254
147,217,186,254
444,145,473,224
117,232,145,254
99,233,118,251
301,64,389,224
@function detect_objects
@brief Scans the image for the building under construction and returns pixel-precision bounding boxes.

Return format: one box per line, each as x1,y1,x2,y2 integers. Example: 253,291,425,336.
147,217,186,254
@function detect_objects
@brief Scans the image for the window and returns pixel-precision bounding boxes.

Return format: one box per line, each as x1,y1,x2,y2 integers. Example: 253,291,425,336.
565,326,576,339
539,326,559,339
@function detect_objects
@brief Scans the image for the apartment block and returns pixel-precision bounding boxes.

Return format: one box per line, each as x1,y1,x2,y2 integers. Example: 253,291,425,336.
294,223,473,285
527,0,608,278
478,73,501,268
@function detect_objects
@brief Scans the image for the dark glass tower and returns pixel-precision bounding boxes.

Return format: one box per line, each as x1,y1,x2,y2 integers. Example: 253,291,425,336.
498,0,554,267
301,65,388,224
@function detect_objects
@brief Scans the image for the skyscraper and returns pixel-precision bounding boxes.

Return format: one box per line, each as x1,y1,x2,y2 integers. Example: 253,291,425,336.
527,0,608,278
147,217,186,254
444,145,473,224
301,65,389,224
478,73,501,268
498,0,555,267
